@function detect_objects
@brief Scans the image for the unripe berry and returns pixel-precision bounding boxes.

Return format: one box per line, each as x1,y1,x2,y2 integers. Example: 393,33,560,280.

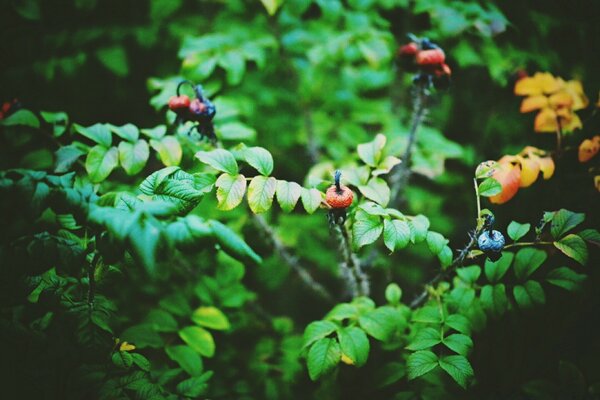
326,170,353,209
168,95,191,111
416,49,445,66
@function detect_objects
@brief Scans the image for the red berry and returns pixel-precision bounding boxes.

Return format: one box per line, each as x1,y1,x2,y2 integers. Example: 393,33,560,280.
399,42,418,57
168,95,191,111
326,185,353,209
416,49,445,66
189,98,207,115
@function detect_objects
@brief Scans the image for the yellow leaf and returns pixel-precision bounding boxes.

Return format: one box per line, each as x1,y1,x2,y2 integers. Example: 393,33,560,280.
595,176,600,192
578,137,600,163
534,108,558,133
559,113,582,132
548,91,573,109
516,156,541,188
520,95,548,113
537,156,555,180
514,72,560,96
340,353,355,365
119,341,136,352
565,80,589,110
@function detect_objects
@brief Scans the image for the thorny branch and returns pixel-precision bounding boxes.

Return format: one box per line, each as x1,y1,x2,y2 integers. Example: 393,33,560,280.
332,223,370,298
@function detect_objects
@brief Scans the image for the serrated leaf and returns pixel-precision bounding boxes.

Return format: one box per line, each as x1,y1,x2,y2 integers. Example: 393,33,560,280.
176,373,212,397
553,234,588,265
426,231,448,254
409,215,430,243
303,320,337,348
407,351,438,380
131,353,151,371
359,202,389,216
550,209,585,239
357,133,386,167
337,326,369,367
546,267,586,291
439,355,474,388
480,284,508,315
74,123,112,147
247,175,277,213
372,155,401,176
484,252,514,283
243,146,273,175
178,326,215,357
307,338,341,381
353,212,383,248
215,173,246,210
166,345,203,376
513,280,545,308
457,266,481,284
579,229,600,246
118,139,149,175
196,149,238,174
406,327,441,351
383,219,410,252
191,306,230,330
112,351,133,369
150,136,182,166
85,145,119,183
358,177,390,207
412,306,443,324
507,221,531,241
445,314,471,335
478,178,502,197
276,180,302,212
301,188,322,214
358,306,400,342
513,248,547,280
443,334,473,356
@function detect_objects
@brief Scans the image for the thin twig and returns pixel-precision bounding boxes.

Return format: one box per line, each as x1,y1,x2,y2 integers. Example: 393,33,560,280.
389,85,429,207
253,214,335,303
333,223,370,298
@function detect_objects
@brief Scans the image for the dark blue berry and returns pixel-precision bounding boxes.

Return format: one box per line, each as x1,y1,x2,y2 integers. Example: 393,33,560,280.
478,230,505,252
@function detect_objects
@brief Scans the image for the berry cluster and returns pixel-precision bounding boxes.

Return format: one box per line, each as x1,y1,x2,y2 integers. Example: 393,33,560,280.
477,214,505,261
326,170,354,225
398,36,451,90
168,81,217,142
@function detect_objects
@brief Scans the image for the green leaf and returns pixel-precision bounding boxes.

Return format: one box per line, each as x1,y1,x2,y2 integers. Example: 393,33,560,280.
121,324,164,348
372,155,402,176
0,109,39,128
166,345,203,376
191,306,230,330
41,111,68,136
357,133,386,167
409,215,430,243
478,178,502,197
383,219,411,252
426,231,448,254
218,50,246,85
301,188,322,214
176,373,212,397
74,123,112,147
553,234,588,265
457,266,481,284
445,314,471,335
150,136,182,166
579,229,600,246
325,303,359,322
374,362,406,388
141,125,166,139
484,252,514,283
406,328,441,351
85,145,119,183
96,45,129,77
358,177,390,207
243,146,273,176
513,280,545,308
209,220,262,264
353,211,383,248
112,351,133,369
217,121,257,141
215,173,246,211
260,0,281,15
131,353,151,371
359,202,389,216
438,246,453,268
178,326,215,357
439,355,474,388
443,334,473,356
407,351,438,380
358,306,400,342
337,326,369,367
550,209,585,239
276,180,302,212
196,149,238,175
513,248,547,280
118,140,149,175
507,221,531,241
412,306,443,324
385,283,402,304
546,267,586,291
110,123,139,142
54,145,85,173
480,284,508,315
303,320,337,348
307,338,341,381
144,309,178,332
247,175,277,213
127,217,163,275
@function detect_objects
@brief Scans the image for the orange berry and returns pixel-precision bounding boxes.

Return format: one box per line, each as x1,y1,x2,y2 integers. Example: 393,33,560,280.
416,49,445,66
326,185,353,209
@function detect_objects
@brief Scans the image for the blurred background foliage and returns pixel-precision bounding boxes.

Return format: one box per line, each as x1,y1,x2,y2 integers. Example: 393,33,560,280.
1,0,599,398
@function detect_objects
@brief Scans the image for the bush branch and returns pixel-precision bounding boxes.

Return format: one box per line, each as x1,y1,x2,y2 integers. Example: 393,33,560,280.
333,223,370,298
